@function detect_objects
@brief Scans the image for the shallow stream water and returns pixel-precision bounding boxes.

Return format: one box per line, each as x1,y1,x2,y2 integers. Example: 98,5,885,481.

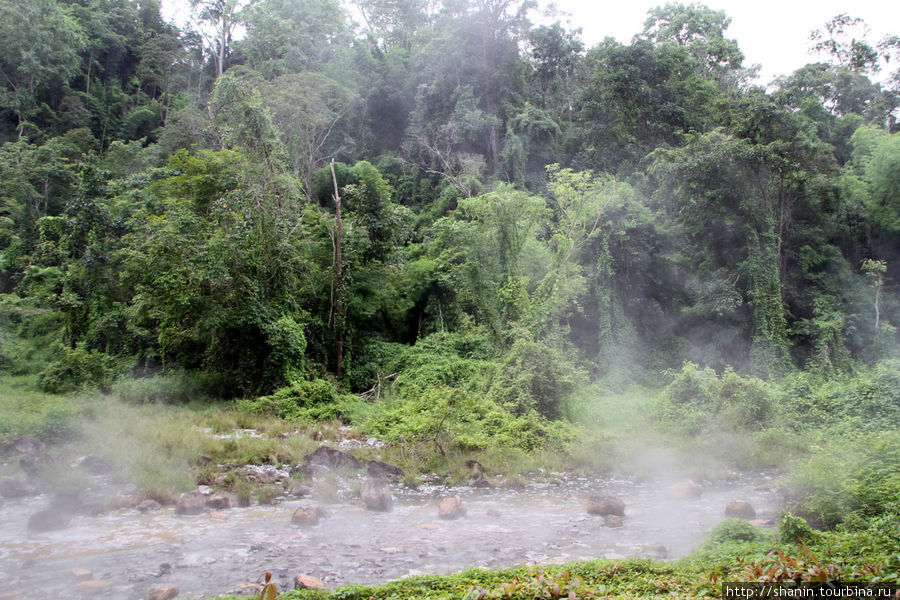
0,469,784,599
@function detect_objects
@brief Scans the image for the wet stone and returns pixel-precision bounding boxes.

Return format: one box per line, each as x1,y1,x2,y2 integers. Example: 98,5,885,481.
175,491,206,515
137,499,162,513
291,500,324,526
294,575,324,590
148,585,179,600
438,496,466,519
206,493,230,509
725,500,756,519
361,476,393,512
586,495,625,516
603,514,624,528
27,509,71,532
667,481,703,499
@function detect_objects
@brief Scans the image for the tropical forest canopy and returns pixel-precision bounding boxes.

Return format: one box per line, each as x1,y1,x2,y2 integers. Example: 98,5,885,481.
0,0,898,413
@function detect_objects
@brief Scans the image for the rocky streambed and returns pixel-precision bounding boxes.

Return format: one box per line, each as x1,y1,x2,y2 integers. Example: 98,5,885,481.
0,461,784,600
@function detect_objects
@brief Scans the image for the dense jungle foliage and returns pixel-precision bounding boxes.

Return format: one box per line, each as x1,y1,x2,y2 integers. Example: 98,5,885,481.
2,0,898,396
1,1,899,589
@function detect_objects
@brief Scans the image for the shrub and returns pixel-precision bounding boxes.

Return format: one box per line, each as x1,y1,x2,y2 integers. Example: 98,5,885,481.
38,345,120,393
654,363,777,434
249,378,344,420
708,518,760,544
788,429,900,528
778,513,817,544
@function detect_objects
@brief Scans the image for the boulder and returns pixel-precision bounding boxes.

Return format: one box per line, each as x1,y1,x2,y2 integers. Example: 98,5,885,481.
367,460,404,480
725,500,756,519
294,575,325,590
205,493,230,510
361,476,393,512
304,446,363,471
438,496,466,520
586,495,625,517
666,481,703,499
19,453,50,477
7,435,45,455
148,586,179,600
70,569,93,581
137,499,162,513
465,460,493,488
289,483,312,498
603,515,624,528
0,478,33,498
27,509,72,532
175,490,206,515
244,465,290,484
291,500,324,526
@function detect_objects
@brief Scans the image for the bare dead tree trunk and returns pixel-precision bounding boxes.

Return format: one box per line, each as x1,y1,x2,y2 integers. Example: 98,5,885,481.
331,158,344,378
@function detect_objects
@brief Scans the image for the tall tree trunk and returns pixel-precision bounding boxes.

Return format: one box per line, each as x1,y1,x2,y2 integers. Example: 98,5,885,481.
331,159,344,378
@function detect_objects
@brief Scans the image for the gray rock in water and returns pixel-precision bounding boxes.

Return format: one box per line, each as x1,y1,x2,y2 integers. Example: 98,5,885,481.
465,460,493,488
289,483,312,497
304,446,363,471
148,585,179,600
725,500,756,519
8,435,45,455
205,493,230,510
361,476,393,511
175,490,206,515
667,481,703,499
28,509,72,532
19,452,51,477
367,460,404,480
604,514,624,527
137,499,162,513
587,495,625,517
291,500,325,526
438,496,466,519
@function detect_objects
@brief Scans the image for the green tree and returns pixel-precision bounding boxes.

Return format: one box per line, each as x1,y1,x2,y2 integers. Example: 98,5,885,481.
0,0,86,139
263,72,358,198
241,0,349,78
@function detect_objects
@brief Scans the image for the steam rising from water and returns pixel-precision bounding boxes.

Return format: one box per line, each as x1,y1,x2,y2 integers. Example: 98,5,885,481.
0,467,782,597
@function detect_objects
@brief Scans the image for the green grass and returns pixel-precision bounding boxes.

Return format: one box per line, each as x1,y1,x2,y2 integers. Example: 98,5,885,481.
0,377,81,445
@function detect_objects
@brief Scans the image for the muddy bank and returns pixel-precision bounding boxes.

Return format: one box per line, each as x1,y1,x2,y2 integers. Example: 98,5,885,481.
0,470,783,599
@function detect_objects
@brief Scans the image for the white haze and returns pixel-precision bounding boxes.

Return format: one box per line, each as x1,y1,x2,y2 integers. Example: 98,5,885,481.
160,0,900,86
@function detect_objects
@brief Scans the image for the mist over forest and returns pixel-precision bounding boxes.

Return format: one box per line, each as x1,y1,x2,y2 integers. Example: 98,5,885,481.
0,0,899,597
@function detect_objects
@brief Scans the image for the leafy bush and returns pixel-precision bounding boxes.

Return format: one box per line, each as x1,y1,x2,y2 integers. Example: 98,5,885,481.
364,387,574,454
247,378,363,422
778,513,817,544
38,345,121,393
388,332,495,398
654,363,777,434
709,518,761,544
782,360,900,431
487,333,584,419
788,429,900,528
